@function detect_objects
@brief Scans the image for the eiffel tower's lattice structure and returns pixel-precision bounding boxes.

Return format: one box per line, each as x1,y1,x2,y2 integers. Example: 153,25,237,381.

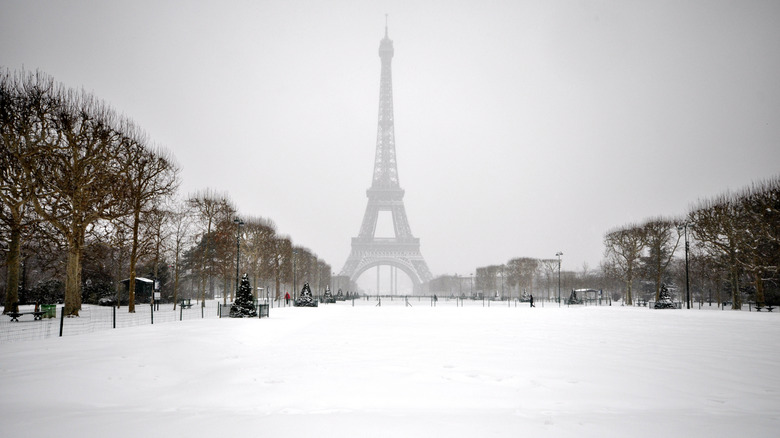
340,24,433,292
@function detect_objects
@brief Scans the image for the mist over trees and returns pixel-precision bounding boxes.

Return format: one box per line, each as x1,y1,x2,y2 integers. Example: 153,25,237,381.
1,69,330,313
3,70,777,312
430,177,778,310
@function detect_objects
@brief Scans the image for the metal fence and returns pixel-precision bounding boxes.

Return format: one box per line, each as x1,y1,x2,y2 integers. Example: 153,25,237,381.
1,301,222,344
4,295,770,344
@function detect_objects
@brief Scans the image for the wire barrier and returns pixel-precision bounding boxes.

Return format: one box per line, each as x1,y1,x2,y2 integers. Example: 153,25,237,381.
4,296,770,344
1,301,222,344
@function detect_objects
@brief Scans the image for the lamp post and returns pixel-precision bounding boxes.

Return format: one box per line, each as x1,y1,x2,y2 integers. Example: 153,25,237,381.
470,273,473,298
233,217,244,297
556,252,563,307
292,249,297,300
501,265,504,299
678,223,691,309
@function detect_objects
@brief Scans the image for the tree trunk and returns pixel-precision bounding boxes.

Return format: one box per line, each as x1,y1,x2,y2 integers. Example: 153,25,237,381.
755,271,765,307
173,252,180,310
128,210,141,313
2,226,22,313
275,270,281,301
729,249,741,310
64,241,83,316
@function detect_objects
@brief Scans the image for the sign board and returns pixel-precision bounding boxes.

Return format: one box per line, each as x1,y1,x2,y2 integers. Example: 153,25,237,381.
154,292,161,300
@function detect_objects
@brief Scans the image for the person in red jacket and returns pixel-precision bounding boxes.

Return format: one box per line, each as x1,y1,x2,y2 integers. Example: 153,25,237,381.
285,292,291,306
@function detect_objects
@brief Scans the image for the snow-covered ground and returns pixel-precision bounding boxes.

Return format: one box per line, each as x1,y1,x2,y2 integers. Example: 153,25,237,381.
2,303,779,437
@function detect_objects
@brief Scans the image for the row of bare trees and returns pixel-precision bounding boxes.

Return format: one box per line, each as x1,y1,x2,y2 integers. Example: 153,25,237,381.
1,69,331,315
179,190,331,306
429,257,609,302
431,178,778,309
1,70,179,315
603,177,779,309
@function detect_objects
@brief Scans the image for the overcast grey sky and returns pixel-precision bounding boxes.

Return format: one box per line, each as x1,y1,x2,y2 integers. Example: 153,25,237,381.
2,0,779,285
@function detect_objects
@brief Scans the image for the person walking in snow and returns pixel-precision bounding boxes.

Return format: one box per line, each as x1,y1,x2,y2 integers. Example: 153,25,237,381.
529,294,535,307
285,292,291,306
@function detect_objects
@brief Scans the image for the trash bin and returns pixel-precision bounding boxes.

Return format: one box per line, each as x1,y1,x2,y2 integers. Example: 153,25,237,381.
258,304,270,318
42,304,57,318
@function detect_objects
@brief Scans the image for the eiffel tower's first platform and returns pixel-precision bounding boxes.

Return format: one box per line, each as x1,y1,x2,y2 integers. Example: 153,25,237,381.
340,25,433,291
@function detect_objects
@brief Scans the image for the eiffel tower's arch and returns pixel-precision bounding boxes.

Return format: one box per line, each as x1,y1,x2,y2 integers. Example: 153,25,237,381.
350,256,428,289
340,24,432,294
349,257,424,290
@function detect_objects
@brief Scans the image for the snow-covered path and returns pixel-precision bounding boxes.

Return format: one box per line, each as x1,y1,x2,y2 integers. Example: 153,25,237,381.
2,305,778,437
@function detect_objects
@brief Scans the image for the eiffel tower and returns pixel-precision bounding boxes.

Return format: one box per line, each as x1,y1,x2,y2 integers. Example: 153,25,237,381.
340,23,433,292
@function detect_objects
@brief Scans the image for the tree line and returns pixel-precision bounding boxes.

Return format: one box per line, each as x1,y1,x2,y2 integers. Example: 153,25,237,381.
604,177,779,309
428,258,616,302
432,177,778,310
1,69,332,316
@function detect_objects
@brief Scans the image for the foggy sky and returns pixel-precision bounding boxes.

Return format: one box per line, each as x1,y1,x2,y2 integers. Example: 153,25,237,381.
2,0,779,283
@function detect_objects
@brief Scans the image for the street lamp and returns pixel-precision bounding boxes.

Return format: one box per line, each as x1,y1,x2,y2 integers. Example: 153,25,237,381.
233,217,244,297
292,249,297,300
556,252,563,307
470,273,474,298
500,265,504,299
678,223,691,309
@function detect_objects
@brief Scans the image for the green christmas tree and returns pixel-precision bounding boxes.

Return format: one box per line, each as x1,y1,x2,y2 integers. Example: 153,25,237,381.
230,274,257,317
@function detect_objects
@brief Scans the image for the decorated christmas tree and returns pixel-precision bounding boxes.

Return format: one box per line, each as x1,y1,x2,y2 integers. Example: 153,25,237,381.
294,282,318,307
654,283,675,309
230,274,257,317
322,286,335,303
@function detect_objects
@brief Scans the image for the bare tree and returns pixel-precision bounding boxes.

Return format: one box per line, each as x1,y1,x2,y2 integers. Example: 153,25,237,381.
476,265,501,297
187,190,234,303
24,86,132,316
271,237,292,300
121,133,179,312
0,69,48,312
539,259,558,301
603,224,646,305
237,216,277,301
737,178,780,307
506,257,539,299
689,195,746,310
641,217,682,300
167,199,192,309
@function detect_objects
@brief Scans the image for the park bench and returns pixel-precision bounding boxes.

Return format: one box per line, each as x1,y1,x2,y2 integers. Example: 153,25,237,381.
756,305,775,312
636,300,647,307
6,311,45,322
766,306,775,312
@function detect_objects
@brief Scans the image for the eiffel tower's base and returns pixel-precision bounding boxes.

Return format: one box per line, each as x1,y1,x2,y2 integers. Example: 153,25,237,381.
340,240,433,294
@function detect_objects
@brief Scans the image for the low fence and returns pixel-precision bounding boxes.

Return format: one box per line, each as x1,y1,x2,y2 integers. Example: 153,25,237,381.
311,295,546,308
5,295,771,343
1,301,221,344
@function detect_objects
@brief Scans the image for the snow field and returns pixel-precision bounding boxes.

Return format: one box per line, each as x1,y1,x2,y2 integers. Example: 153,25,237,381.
1,304,779,437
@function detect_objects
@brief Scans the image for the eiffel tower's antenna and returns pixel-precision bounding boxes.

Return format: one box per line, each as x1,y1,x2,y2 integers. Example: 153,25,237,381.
385,14,388,37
